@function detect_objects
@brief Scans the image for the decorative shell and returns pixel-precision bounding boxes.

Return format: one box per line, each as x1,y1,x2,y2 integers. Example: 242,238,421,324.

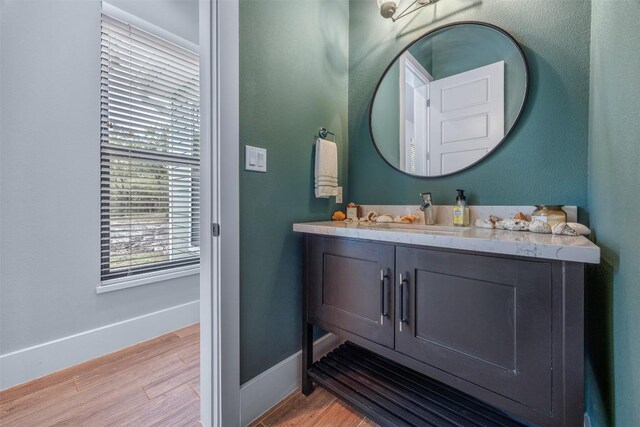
552,222,578,236
331,211,346,221
366,211,379,222
393,215,410,224
376,215,394,223
488,215,500,224
475,215,502,229
496,218,530,231
513,212,530,221
566,222,591,236
475,218,496,229
401,214,420,223
528,220,552,234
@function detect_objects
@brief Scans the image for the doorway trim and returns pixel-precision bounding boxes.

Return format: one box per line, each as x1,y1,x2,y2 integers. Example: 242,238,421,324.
200,0,240,425
398,52,432,176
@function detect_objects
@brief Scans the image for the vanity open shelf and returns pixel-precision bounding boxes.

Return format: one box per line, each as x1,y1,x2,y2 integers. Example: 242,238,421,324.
297,226,599,426
310,342,526,427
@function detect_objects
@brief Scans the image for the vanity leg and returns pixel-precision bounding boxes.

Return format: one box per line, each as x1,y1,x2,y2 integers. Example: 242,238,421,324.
301,321,313,396
564,262,585,426
302,235,314,396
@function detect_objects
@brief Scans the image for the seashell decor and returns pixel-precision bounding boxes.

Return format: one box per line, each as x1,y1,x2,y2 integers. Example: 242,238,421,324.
393,215,409,224
331,211,346,221
552,222,578,236
566,222,591,235
340,208,592,237
343,211,421,225
529,220,552,234
475,215,499,229
475,218,495,229
375,215,394,223
496,218,530,231
513,212,530,221
474,216,591,237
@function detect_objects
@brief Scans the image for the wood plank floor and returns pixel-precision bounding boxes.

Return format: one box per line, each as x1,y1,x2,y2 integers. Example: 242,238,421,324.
249,388,377,427
0,323,201,427
0,324,371,427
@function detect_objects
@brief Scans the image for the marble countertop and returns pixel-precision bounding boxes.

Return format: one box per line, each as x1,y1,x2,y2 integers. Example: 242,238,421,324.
293,221,600,264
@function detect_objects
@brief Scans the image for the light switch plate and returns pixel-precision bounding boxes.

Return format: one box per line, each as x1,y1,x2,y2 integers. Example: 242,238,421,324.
336,187,343,203
245,145,267,172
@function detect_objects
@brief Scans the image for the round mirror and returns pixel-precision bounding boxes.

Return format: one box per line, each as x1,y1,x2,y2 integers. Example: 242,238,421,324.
370,22,529,177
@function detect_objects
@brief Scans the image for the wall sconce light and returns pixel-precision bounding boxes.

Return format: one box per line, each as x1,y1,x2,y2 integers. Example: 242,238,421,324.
377,0,440,22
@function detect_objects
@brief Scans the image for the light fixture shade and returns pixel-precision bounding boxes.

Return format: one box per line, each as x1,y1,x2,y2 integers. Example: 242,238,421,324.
377,0,398,19
378,0,441,21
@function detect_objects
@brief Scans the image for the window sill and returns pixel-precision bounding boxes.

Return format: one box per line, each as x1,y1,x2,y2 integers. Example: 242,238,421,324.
97,266,200,294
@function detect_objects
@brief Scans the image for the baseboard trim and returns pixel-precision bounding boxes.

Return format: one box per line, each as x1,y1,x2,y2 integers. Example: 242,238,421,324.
240,333,343,426
0,300,199,390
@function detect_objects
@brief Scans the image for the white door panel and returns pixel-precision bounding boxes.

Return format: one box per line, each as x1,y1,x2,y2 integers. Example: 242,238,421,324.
441,149,488,175
441,78,491,112
442,113,489,144
429,61,504,176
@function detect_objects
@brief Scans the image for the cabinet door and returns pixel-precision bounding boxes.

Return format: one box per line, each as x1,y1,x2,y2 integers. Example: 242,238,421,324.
308,236,395,348
395,246,553,413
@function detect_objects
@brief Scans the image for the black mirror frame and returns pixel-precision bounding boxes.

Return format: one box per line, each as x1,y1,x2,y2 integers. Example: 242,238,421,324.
368,21,530,179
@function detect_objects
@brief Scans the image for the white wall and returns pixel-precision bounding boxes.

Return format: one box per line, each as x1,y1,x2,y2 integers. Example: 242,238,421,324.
0,0,199,388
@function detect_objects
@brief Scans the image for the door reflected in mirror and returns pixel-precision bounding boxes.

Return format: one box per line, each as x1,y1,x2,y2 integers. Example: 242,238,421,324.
370,22,528,177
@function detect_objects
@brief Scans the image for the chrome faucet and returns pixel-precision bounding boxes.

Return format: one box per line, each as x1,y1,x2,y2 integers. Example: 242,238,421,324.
420,192,436,225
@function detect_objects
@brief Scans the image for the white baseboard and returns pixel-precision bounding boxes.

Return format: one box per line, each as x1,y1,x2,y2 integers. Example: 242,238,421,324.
240,333,343,427
0,300,200,390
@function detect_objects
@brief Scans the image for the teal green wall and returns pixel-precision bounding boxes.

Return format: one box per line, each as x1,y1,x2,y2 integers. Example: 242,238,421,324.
348,0,591,209
587,0,640,425
370,62,400,165
407,39,433,72
239,0,348,383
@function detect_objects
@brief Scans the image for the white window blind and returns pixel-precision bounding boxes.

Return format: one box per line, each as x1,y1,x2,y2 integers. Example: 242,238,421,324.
100,13,200,283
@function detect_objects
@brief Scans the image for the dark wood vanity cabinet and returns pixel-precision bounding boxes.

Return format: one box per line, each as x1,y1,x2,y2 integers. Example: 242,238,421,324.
395,246,554,414
307,237,395,348
303,235,585,427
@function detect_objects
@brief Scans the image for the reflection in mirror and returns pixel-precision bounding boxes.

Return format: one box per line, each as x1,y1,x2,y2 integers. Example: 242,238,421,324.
370,23,528,177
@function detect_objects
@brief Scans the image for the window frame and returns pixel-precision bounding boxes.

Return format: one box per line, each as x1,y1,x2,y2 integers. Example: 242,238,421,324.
99,3,201,287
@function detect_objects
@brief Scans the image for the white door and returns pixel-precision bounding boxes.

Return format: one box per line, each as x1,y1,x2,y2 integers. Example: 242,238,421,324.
399,53,432,175
428,61,504,176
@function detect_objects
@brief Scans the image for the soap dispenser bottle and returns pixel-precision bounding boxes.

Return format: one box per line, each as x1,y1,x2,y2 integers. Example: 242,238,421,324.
453,189,469,226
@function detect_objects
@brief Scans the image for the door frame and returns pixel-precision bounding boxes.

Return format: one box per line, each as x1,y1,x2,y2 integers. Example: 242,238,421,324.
199,0,240,425
398,52,432,175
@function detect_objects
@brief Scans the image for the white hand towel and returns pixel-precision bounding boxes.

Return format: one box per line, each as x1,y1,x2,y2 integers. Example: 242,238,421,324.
314,138,338,198
315,186,338,198
315,178,338,185
314,138,338,180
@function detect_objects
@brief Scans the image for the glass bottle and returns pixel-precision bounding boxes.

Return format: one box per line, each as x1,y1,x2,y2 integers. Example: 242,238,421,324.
531,205,567,227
